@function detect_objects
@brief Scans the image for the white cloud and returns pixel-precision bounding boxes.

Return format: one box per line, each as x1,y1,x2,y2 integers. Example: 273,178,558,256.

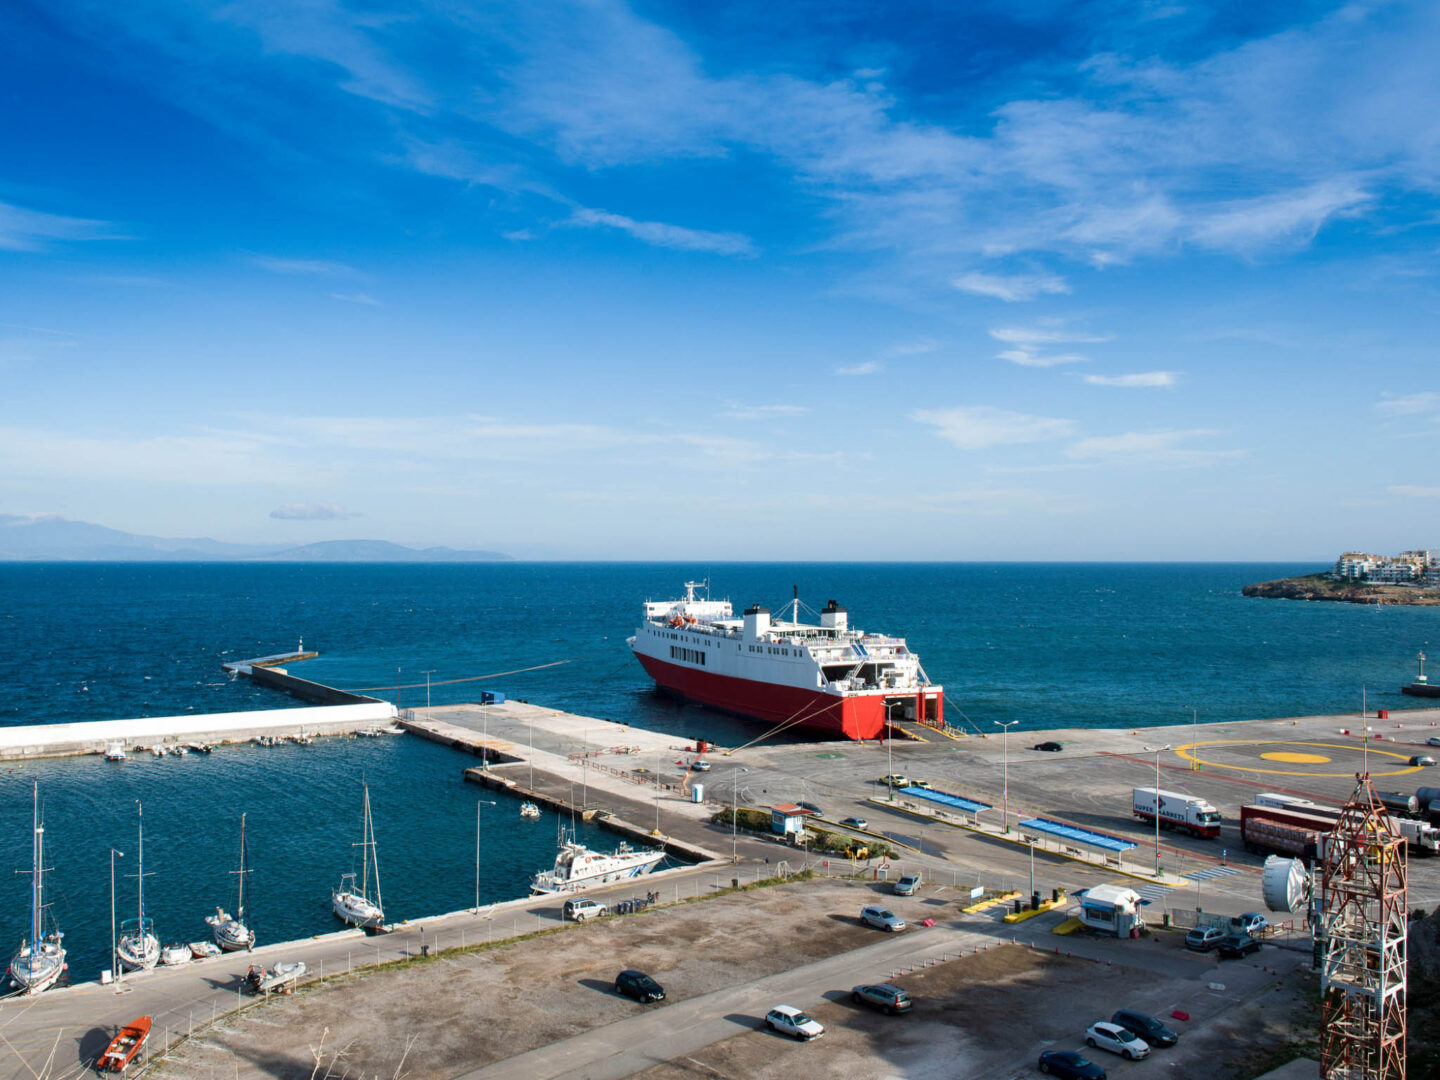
836,361,882,376
1376,392,1440,415
721,404,809,420
990,326,1114,346
884,338,940,357
329,292,381,306
567,207,755,256
270,502,358,520
912,406,1075,450
0,199,116,252
953,272,1070,302
249,255,361,277
1065,429,1243,467
998,349,1090,368
1388,485,1440,498
1190,178,1372,251
1083,371,1179,387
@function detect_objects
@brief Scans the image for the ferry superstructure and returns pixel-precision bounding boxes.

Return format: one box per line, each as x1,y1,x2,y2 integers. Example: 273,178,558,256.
628,582,943,740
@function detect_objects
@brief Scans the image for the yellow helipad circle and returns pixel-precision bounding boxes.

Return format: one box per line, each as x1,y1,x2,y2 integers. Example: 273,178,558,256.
1260,751,1332,764
1174,739,1421,778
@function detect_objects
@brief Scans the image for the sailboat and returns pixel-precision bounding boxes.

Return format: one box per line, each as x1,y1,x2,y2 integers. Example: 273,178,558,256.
206,814,255,951
7,782,66,994
331,783,385,928
116,803,160,971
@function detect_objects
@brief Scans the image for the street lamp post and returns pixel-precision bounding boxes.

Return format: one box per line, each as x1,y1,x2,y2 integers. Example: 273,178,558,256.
1025,836,1036,905
732,768,749,862
1142,744,1171,876
993,720,1018,833
885,701,902,802
110,848,125,987
474,798,496,912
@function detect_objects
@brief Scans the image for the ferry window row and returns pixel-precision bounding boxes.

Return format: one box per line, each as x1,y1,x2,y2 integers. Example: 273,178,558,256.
670,645,706,666
745,645,795,656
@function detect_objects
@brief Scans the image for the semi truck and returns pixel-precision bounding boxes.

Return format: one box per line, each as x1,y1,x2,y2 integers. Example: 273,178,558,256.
1252,792,1439,855
1132,788,1222,839
1239,804,1336,861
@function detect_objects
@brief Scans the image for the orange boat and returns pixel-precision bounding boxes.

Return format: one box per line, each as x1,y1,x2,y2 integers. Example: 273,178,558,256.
97,1016,151,1073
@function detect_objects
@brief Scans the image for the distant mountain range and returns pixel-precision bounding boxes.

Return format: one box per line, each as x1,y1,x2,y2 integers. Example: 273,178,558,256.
0,515,510,562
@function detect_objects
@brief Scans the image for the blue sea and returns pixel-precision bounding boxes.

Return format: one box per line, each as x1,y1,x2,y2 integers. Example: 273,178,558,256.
0,561,1435,982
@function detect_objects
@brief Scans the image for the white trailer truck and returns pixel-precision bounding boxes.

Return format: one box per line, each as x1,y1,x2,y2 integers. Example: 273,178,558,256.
1132,787,1222,839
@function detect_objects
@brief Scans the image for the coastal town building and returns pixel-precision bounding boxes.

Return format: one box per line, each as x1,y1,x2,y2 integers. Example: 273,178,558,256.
1332,549,1435,584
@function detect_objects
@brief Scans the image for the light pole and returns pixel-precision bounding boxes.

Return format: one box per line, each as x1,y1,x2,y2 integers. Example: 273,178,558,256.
885,701,902,802
1024,835,1037,905
110,848,125,987
732,767,749,862
1142,744,1170,876
993,720,1018,833
474,798,496,912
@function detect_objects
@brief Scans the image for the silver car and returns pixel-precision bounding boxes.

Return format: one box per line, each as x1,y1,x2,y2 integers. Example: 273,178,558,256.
1086,1020,1151,1060
860,905,906,932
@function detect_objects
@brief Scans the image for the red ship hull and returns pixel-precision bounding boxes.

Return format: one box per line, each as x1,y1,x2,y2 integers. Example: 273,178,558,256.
636,653,887,740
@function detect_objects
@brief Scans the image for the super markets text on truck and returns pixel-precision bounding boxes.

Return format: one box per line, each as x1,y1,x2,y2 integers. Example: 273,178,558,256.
1132,788,1222,839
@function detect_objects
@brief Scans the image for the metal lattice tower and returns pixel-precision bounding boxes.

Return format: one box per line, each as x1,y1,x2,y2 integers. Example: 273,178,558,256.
1320,774,1407,1080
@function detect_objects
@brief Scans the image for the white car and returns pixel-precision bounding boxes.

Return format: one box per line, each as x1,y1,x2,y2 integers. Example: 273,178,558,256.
861,905,906,932
690,760,712,771
562,897,608,922
1086,1021,1151,1060
1428,737,1440,748
765,1005,824,1040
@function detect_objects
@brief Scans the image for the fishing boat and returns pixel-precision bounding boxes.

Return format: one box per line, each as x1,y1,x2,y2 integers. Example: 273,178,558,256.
206,814,255,951
105,742,127,761
519,802,541,819
189,941,221,959
331,784,385,928
529,831,664,895
97,1016,151,1073
160,943,191,966
116,804,161,972
7,783,66,994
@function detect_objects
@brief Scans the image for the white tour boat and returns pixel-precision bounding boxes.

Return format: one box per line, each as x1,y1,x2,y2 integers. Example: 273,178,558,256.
529,832,665,895
7,783,66,994
332,783,385,928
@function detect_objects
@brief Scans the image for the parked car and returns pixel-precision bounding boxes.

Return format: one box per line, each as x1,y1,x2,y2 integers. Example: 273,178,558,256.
908,779,933,789
1085,1021,1151,1060
1184,925,1225,952
1235,912,1268,936
765,1005,824,1040
860,905,906,932
1217,934,1262,959
876,774,909,787
1410,755,1436,767
562,897,608,922
1111,1009,1178,1048
850,983,912,1014
1428,737,1440,748
892,872,922,896
1032,741,1064,752
689,759,712,771
614,969,665,1002
797,800,823,815
1037,1050,1107,1079
840,816,869,830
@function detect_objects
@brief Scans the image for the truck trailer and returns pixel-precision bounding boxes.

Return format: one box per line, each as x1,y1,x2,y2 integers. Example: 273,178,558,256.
1239,804,1336,861
1251,793,1438,855
1132,788,1222,839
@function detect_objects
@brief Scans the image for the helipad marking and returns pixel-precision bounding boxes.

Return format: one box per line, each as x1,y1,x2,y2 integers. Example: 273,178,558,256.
1174,739,1421,778
1260,751,1332,764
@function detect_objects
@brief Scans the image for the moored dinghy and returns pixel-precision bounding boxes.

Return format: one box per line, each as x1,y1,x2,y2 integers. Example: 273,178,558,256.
161,943,191,966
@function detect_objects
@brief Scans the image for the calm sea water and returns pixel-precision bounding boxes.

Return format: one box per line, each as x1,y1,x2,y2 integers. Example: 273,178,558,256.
0,561,1435,981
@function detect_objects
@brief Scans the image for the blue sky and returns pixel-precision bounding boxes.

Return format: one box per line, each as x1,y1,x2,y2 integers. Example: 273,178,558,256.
2,0,1439,559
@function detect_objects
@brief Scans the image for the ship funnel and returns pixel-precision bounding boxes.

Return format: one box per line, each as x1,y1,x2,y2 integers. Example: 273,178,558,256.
821,600,847,632
743,606,771,640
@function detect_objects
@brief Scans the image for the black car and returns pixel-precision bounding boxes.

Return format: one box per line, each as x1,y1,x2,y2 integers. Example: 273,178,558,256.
797,800,823,815
1037,1050,1106,1078
614,969,666,1002
1111,1009,1178,1048
1216,934,1262,959
850,983,912,1014
1032,741,1063,752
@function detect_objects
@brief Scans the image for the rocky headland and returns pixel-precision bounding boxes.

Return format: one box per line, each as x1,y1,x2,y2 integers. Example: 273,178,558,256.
1243,573,1440,606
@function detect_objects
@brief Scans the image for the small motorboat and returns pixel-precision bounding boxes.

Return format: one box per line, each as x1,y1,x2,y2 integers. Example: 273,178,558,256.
189,941,221,959
97,1016,151,1073
244,961,306,995
105,742,127,762
519,802,541,819
161,943,191,966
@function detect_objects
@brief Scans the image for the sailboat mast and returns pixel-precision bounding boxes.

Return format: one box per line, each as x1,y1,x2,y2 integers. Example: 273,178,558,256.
369,789,382,915
30,782,40,951
360,785,370,903
237,814,247,921
136,803,145,927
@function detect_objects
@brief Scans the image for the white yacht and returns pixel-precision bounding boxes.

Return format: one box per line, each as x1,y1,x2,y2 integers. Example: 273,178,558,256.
332,784,385,928
116,803,161,972
206,814,255,951
519,802,541,819
529,832,665,895
7,783,66,994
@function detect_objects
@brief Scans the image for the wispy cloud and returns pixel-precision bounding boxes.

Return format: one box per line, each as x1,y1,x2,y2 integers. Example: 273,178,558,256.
1376,392,1440,415
1083,371,1178,387
0,199,116,252
329,292,380,306
884,338,940,357
953,272,1069,302
836,361,882,376
270,501,359,520
249,255,361,278
989,325,1113,346
912,406,1075,450
998,349,1089,368
1065,429,1243,467
1388,485,1440,498
721,404,809,420
566,207,755,256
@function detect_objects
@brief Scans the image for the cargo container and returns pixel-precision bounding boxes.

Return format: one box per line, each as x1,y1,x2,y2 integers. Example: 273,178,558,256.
1239,804,1335,861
